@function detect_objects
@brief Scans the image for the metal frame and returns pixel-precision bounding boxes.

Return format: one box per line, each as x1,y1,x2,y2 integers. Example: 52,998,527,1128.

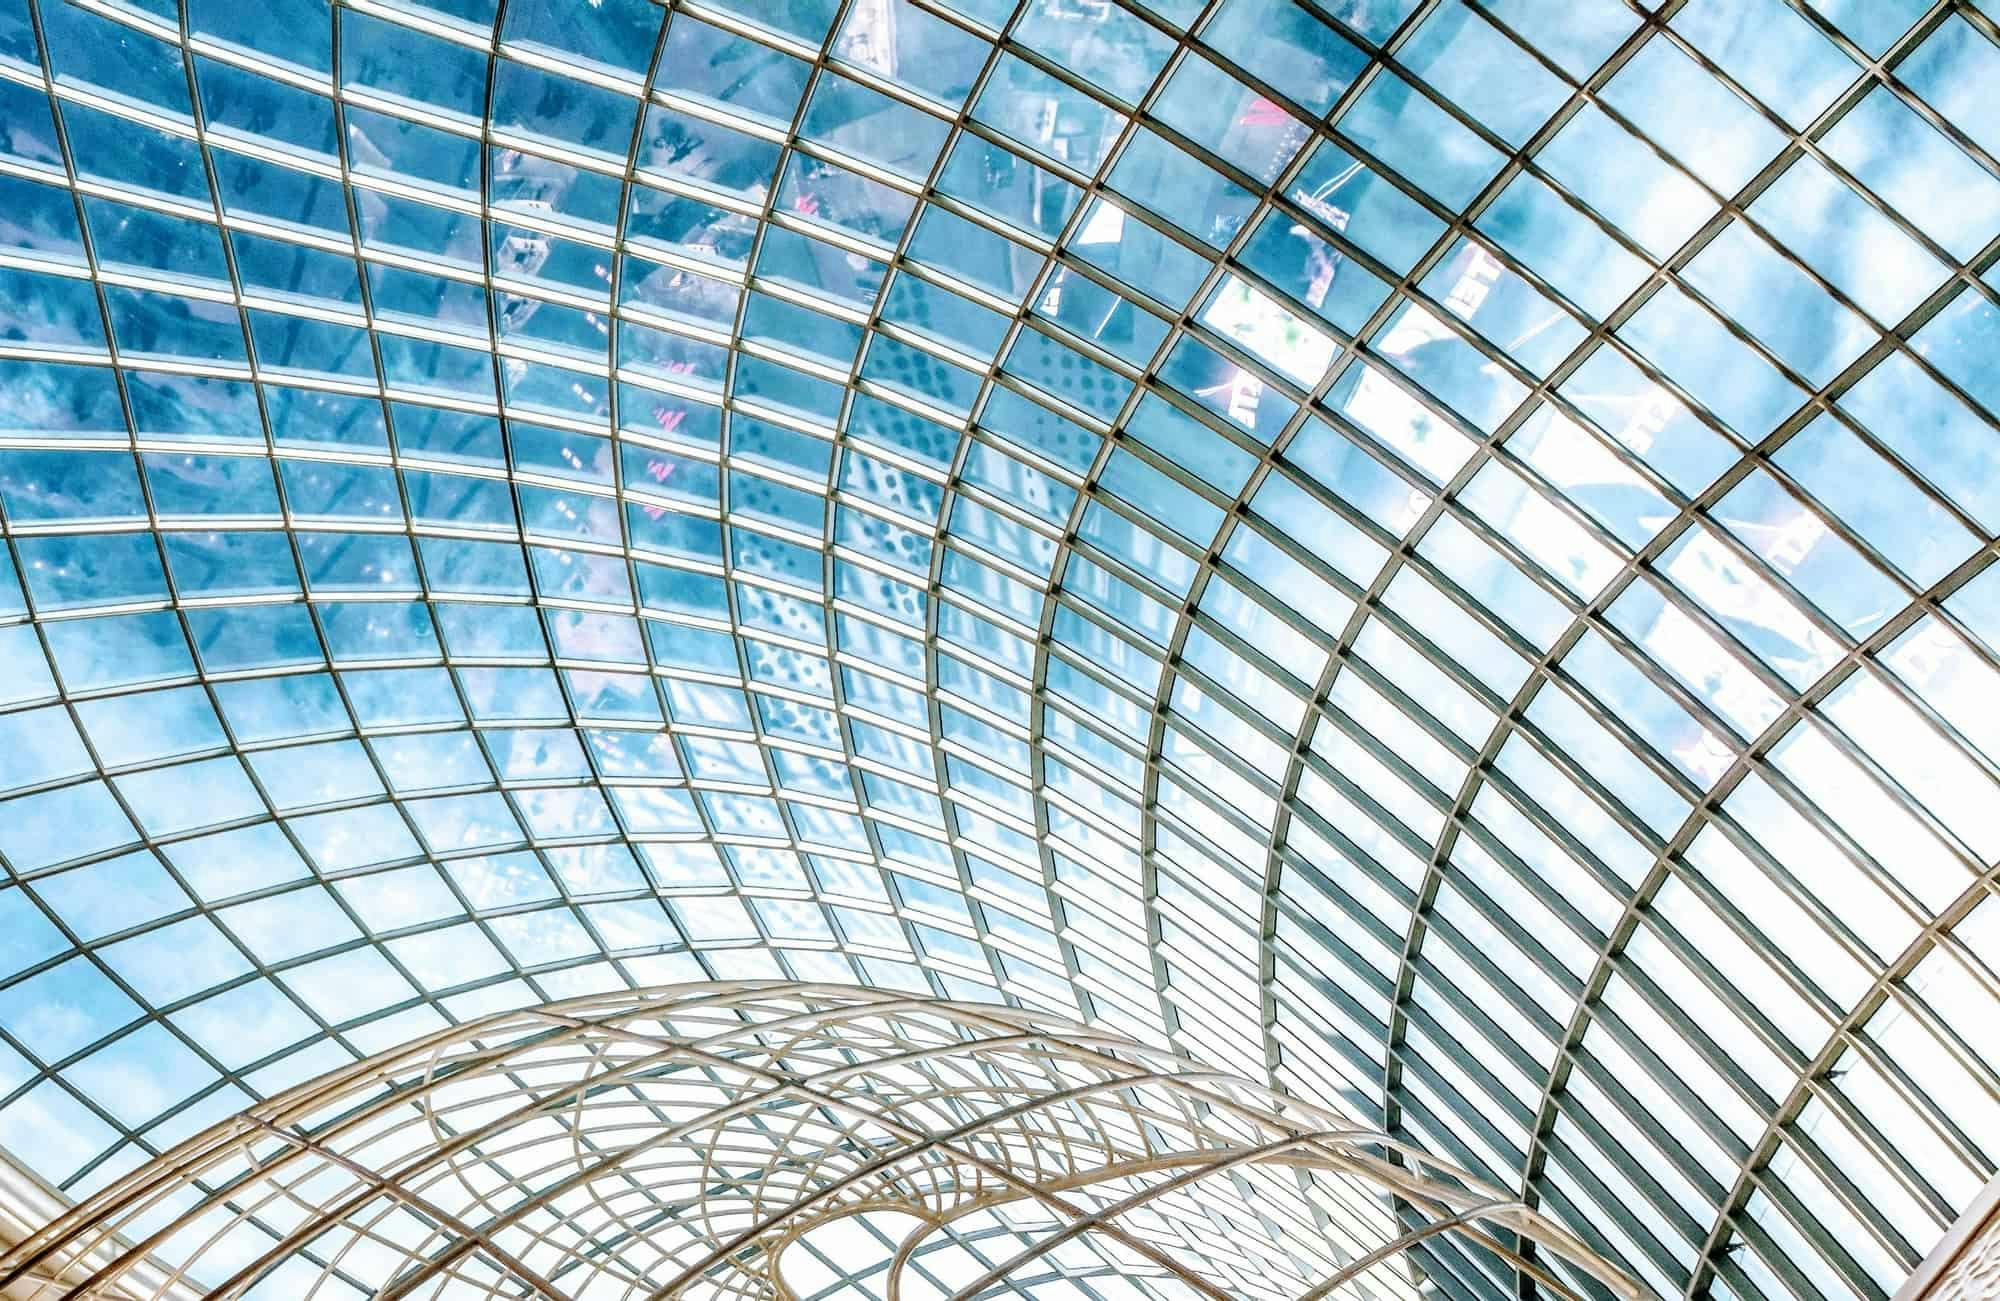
0,982,1643,1301
1893,1168,2000,1301
0,1,1996,1299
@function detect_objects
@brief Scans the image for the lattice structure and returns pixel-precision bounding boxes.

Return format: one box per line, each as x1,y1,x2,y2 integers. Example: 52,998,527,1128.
0,984,1639,1301
1895,1175,2000,1301
3,1,2000,1297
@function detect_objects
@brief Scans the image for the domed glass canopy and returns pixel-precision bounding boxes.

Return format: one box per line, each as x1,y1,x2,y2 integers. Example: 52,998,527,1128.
0,0,1997,1298
0,983,1647,1301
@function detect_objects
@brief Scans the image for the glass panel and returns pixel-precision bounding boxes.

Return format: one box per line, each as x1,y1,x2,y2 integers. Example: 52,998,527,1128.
0,14,1987,1300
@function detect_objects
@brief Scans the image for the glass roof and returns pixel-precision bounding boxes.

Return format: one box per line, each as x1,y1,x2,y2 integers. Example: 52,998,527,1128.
2,985,1650,1301
0,0,1996,1296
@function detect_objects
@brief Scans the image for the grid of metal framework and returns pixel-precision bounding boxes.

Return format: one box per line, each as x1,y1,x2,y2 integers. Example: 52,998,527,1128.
0,983,1643,1301
0,0,1996,1297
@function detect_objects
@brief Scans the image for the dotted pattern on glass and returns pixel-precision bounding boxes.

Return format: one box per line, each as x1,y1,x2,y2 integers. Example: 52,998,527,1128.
0,0,1996,1299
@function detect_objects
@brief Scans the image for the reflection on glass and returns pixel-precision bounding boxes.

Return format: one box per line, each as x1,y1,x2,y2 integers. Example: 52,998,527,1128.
0,4,1992,1301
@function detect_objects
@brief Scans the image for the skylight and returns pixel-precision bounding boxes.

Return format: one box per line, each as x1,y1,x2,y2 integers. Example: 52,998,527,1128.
0,1,1997,1299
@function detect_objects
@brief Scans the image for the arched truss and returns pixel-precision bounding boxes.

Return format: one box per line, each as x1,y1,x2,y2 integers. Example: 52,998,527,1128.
2,0,2000,1297
0,983,1643,1301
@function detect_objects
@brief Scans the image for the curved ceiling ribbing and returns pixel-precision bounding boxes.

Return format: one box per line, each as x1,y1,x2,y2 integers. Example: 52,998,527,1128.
0,1,1996,1300
0,984,1647,1301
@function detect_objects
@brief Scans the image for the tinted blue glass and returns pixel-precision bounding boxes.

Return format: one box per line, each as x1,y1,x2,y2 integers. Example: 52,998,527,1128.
0,13,1991,1301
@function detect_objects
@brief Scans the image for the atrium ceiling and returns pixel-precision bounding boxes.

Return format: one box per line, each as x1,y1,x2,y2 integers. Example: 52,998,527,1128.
0,0,1997,1298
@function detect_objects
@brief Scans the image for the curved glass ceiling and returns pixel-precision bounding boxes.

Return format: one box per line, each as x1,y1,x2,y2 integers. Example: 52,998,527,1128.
0,0,1997,1297
2,984,1649,1301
